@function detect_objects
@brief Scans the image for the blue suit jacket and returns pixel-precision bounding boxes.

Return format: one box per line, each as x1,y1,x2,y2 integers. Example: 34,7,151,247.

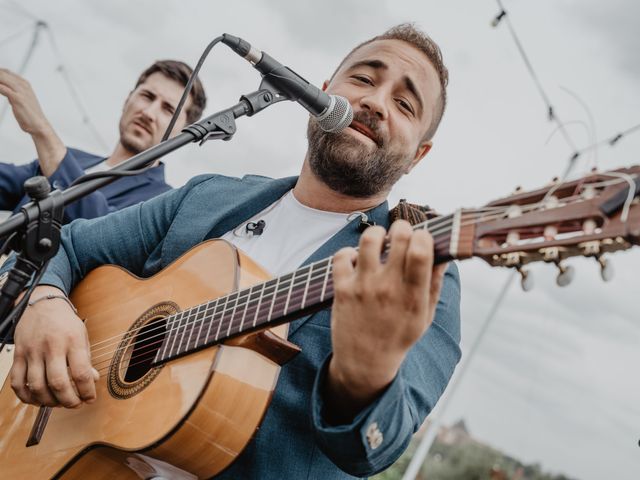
0,147,170,222
2,174,461,479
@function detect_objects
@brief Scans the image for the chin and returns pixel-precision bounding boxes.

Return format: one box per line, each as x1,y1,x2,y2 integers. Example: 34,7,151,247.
120,134,152,155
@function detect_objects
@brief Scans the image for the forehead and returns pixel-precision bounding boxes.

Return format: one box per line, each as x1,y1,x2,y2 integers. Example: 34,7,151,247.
336,39,441,110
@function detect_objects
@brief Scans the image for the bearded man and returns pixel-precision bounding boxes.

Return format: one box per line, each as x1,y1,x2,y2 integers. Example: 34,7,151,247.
3,24,460,479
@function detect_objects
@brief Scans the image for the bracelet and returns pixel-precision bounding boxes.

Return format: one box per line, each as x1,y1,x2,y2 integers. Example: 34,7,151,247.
28,294,78,314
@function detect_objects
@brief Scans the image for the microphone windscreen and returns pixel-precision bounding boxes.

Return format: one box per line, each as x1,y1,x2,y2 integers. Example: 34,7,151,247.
317,95,353,133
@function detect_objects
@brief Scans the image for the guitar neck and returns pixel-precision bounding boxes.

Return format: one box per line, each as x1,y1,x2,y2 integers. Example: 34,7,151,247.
153,212,463,365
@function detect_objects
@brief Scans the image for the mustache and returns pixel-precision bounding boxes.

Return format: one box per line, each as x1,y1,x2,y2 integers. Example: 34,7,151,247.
350,110,384,147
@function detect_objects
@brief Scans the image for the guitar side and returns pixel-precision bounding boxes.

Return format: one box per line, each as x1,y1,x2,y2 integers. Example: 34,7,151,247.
0,240,286,479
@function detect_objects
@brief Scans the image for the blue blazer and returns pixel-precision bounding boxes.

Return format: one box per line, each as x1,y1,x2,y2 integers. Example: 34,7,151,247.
3,174,461,479
0,147,170,222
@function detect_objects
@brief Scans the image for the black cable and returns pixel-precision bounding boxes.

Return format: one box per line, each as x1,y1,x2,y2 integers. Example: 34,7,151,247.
69,36,224,188
0,232,17,258
0,259,49,351
161,36,223,141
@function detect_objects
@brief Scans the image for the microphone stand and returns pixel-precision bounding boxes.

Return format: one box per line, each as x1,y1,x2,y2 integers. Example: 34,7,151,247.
0,84,286,338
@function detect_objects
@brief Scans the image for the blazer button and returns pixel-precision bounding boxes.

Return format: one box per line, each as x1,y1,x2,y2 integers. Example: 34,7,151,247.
52,180,62,189
366,422,383,450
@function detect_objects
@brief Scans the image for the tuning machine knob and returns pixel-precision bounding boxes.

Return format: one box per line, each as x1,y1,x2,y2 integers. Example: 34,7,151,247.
597,256,614,282
516,266,534,292
555,263,575,287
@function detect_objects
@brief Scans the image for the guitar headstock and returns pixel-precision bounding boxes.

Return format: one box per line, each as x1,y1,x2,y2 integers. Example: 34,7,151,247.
452,165,640,290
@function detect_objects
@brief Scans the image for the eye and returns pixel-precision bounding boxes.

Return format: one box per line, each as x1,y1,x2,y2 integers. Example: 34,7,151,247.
396,98,415,116
352,74,373,85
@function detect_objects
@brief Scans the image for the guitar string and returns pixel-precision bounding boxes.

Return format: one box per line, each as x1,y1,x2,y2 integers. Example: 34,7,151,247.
88,189,596,355
88,196,574,366
87,206,491,361
90,201,561,372
89,185,622,370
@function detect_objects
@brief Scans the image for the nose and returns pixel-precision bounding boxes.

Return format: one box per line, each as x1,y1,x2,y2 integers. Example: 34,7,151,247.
140,102,158,122
359,89,388,120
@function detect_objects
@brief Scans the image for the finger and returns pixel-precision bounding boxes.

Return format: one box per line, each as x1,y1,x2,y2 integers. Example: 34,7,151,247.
356,225,386,274
385,220,413,270
25,357,59,407
332,247,357,291
403,229,434,287
0,83,16,99
9,353,32,404
67,345,97,403
45,355,82,408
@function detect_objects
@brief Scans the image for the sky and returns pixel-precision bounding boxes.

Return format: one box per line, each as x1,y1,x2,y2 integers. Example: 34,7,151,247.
1,1,639,479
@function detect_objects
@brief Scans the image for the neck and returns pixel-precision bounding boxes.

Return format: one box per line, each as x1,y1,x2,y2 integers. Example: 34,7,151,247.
106,142,159,168
293,158,388,213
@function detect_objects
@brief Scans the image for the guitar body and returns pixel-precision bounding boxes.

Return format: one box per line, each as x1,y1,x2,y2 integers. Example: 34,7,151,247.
0,240,289,479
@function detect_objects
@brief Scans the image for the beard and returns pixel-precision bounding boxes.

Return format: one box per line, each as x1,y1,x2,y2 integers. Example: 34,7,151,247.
119,120,153,155
306,110,411,198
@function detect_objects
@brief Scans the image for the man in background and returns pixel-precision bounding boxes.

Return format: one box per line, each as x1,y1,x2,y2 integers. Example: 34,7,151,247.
0,60,207,222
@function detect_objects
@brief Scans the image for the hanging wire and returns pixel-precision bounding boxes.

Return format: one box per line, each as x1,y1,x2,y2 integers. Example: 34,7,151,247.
402,271,518,480
0,22,34,48
559,86,598,169
40,24,109,151
492,0,577,154
574,122,640,157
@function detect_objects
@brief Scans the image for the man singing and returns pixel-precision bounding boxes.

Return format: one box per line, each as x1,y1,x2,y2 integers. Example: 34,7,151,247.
3,24,460,479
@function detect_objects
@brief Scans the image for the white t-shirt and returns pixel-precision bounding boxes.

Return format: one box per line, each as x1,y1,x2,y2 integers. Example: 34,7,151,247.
220,190,350,276
83,161,110,174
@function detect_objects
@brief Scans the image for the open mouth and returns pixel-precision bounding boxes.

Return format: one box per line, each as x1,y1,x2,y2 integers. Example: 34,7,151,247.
348,121,380,146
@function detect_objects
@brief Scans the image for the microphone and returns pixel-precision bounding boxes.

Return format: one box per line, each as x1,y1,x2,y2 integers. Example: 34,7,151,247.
222,33,353,132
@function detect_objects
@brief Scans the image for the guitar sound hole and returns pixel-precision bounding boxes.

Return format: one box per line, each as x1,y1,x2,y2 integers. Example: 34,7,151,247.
124,318,166,383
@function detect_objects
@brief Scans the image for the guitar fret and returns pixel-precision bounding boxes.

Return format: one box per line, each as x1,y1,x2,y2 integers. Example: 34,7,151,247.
204,297,222,344
266,276,281,322
176,308,194,355
185,304,204,351
320,261,331,301
214,294,231,341
168,311,185,358
194,302,211,347
283,270,296,315
253,282,267,328
225,292,241,338
301,264,313,309
160,314,176,360
238,285,255,333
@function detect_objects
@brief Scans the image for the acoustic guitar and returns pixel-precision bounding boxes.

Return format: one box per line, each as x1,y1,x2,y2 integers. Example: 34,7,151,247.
0,166,638,479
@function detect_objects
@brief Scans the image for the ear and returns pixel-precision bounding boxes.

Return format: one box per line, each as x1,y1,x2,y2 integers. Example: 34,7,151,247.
321,80,329,92
405,141,432,174
123,91,133,112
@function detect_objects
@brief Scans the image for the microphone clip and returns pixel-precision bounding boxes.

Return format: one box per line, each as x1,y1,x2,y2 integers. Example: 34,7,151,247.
246,220,266,236
348,212,376,233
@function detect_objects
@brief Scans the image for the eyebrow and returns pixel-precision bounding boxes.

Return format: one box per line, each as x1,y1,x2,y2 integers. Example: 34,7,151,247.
346,59,424,115
140,88,176,111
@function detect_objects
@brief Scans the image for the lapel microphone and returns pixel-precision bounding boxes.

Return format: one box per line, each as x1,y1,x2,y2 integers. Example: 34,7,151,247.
246,220,266,236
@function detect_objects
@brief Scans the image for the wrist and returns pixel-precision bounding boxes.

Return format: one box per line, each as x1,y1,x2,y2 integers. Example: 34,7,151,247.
328,355,397,404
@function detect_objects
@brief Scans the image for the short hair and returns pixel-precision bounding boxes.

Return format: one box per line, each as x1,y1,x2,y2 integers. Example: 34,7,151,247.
135,60,207,124
334,23,449,141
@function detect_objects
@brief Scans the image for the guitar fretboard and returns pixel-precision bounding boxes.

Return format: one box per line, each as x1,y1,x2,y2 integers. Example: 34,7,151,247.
153,212,458,365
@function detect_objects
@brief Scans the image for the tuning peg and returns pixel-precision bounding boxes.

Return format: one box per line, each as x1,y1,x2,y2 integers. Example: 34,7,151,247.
517,266,534,292
597,256,614,282
555,263,575,287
